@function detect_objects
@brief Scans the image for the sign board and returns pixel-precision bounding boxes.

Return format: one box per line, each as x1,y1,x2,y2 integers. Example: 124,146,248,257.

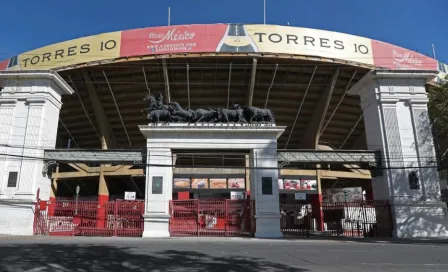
2,23,440,72
230,191,245,200
261,177,273,195
294,193,307,200
152,176,163,194
124,191,136,200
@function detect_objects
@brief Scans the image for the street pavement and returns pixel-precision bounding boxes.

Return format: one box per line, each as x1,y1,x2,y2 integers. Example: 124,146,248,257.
0,236,447,272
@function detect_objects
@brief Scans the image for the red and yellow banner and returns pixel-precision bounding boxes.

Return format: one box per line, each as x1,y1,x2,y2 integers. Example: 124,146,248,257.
244,25,374,66
371,40,438,70
5,31,121,71
120,24,228,56
0,24,443,74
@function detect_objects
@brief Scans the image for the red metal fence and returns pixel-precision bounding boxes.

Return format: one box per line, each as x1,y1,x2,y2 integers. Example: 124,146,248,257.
280,201,393,238
169,199,255,237
33,199,144,237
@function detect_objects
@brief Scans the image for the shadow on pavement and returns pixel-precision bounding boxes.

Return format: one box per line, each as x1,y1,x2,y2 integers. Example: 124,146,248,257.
280,236,448,245
0,243,309,272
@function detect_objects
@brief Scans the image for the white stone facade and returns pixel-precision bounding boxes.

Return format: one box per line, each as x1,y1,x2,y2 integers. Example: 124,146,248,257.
349,70,448,238
0,71,73,235
0,69,446,239
139,124,286,238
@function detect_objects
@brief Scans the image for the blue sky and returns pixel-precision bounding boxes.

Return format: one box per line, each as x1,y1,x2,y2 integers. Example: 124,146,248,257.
0,0,447,62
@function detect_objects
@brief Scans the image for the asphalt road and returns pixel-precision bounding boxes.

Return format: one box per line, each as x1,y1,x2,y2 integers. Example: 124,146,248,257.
0,236,447,272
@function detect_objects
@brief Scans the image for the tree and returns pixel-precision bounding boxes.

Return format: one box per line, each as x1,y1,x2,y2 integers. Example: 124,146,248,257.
427,76,448,166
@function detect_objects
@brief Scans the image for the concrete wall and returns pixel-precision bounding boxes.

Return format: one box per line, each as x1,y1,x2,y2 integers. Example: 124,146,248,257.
0,201,34,235
350,70,448,238
0,72,73,235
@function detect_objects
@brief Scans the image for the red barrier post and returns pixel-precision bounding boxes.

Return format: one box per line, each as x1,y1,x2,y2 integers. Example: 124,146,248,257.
97,168,109,228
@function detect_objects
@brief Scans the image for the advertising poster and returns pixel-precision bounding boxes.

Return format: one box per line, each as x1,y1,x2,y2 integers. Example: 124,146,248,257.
371,40,438,70
322,187,363,203
8,31,122,71
173,178,191,189
284,179,301,190
283,179,317,191
301,179,317,190
245,24,374,66
228,178,245,189
209,178,227,189
191,178,209,189
215,24,259,53
120,24,228,57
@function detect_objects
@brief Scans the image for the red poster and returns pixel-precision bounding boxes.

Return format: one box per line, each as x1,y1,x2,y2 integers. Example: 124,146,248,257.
0,59,8,71
120,24,228,57
372,40,437,70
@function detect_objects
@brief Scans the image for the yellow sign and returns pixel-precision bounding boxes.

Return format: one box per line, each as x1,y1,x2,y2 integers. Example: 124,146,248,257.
8,31,121,70
245,25,374,66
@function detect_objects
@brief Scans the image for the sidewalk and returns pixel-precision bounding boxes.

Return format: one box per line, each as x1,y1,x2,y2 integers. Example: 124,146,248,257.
1,234,447,245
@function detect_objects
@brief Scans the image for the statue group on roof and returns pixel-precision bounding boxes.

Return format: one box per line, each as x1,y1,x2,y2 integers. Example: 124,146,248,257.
142,92,275,124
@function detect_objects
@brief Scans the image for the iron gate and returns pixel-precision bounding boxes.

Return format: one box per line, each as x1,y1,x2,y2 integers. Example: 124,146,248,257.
33,198,144,237
280,201,393,238
169,199,255,237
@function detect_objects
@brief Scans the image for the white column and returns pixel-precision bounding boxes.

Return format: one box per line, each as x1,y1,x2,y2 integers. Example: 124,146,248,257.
0,71,73,235
349,70,448,238
143,147,173,237
251,144,283,238
0,99,16,194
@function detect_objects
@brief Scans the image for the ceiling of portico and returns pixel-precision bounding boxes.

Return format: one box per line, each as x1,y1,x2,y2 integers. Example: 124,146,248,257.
56,56,369,150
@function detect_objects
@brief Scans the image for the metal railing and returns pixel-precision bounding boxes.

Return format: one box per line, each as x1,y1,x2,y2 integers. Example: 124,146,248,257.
280,201,393,238
169,199,255,237
33,199,144,237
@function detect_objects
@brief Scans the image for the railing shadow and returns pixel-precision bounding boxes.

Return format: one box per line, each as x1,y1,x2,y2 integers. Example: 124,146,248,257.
0,243,309,272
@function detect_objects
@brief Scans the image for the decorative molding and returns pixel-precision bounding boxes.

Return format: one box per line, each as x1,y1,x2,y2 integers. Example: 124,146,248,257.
0,71,74,96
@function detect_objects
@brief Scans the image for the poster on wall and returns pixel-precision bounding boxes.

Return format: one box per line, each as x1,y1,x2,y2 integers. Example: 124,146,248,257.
227,178,245,189
173,178,191,189
209,178,227,189
322,187,363,203
301,179,317,190
191,178,209,189
282,179,317,191
284,179,301,190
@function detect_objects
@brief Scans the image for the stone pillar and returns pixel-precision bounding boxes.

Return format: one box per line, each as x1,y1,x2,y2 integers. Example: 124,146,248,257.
143,147,173,237
0,71,73,235
139,124,286,239
349,70,448,238
250,144,283,238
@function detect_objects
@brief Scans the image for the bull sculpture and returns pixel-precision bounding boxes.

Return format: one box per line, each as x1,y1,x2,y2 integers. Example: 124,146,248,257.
142,93,275,124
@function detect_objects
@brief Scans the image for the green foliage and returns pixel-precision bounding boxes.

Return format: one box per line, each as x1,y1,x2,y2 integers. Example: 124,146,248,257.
428,76,448,138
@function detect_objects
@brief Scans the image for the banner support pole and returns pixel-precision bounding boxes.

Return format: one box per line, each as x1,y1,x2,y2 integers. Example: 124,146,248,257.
263,0,266,24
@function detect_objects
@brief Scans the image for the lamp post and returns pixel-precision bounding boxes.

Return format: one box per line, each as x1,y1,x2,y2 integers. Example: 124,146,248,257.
75,185,80,215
